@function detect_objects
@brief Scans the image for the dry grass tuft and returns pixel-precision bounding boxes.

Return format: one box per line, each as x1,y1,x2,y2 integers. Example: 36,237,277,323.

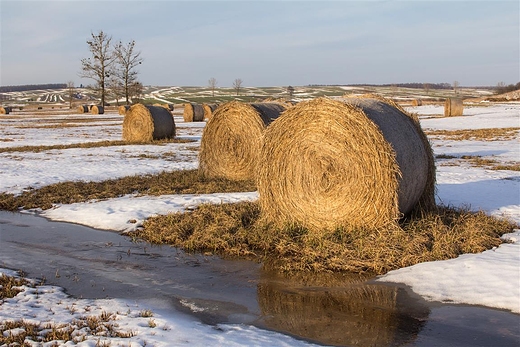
0,139,193,154
0,170,256,211
0,273,29,299
425,127,520,141
136,203,517,275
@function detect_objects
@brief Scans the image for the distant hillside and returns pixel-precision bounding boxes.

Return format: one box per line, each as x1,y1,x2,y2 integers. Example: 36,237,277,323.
0,84,67,93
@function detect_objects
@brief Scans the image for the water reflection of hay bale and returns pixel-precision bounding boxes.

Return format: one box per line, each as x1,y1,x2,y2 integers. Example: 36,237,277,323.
257,272,430,347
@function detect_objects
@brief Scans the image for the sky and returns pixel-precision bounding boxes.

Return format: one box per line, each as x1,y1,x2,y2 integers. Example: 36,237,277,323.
0,0,519,88
0,101,519,345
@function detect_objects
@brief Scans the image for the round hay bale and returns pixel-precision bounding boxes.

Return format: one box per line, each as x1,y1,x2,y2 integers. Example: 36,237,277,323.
0,107,7,114
118,105,130,115
411,99,423,106
123,104,176,142
257,97,433,231
444,98,463,117
199,101,286,181
202,103,219,120
91,105,104,115
78,105,89,113
183,103,205,122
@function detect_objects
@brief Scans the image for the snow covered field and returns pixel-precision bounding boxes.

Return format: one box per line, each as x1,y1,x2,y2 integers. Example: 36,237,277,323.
1,102,519,345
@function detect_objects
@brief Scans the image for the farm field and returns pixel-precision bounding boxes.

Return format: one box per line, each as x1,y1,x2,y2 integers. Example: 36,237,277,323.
0,89,519,346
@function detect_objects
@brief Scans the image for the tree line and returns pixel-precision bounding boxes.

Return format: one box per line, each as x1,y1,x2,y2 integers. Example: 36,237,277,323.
79,30,143,106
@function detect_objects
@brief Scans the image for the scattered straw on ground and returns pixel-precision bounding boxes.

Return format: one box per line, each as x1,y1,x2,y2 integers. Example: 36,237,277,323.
136,202,517,275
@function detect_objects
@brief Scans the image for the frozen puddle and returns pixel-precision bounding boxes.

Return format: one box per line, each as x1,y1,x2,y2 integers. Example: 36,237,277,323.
0,211,518,347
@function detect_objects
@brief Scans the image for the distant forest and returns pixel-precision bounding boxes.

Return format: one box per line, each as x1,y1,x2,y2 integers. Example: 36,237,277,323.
0,84,67,93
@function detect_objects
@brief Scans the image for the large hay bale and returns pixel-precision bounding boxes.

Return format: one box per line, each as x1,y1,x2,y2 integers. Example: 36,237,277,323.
257,97,434,231
78,105,89,113
444,98,464,116
183,103,205,122
123,104,176,142
202,103,219,120
90,105,104,115
199,101,286,181
118,105,130,115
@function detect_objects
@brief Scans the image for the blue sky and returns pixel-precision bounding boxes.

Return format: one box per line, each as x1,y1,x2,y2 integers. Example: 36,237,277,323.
1,0,518,87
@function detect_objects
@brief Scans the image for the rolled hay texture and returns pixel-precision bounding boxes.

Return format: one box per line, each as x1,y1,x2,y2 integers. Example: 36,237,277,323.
257,97,434,231
90,105,104,115
123,104,176,142
202,103,219,120
444,98,464,117
118,105,131,115
183,103,205,122
199,101,286,181
78,105,89,113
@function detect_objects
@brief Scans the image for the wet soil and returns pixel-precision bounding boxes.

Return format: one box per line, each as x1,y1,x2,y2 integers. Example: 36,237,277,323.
0,211,518,347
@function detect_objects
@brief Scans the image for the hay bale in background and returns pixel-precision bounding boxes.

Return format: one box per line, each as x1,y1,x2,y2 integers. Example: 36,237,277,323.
257,97,433,231
78,105,89,113
203,103,219,120
118,105,131,115
183,103,205,122
123,104,176,142
412,99,423,106
199,101,286,181
444,98,464,117
91,105,104,115
0,106,10,114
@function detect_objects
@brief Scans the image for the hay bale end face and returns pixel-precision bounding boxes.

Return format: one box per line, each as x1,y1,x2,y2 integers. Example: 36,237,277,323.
78,105,89,113
91,105,104,115
257,97,434,231
199,101,286,181
444,98,464,117
123,104,176,142
183,103,205,122
0,106,9,114
118,105,131,115
203,103,219,120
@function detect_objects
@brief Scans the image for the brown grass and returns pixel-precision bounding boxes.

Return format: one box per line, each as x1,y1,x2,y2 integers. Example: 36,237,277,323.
0,139,194,154
0,169,256,211
436,154,520,171
0,273,29,299
425,127,519,141
135,202,517,275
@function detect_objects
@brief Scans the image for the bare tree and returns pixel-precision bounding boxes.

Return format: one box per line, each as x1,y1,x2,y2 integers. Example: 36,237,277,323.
453,80,460,94
233,78,243,96
423,83,431,95
287,85,295,100
79,31,115,106
208,77,218,97
113,40,143,105
67,81,75,109
128,81,144,104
